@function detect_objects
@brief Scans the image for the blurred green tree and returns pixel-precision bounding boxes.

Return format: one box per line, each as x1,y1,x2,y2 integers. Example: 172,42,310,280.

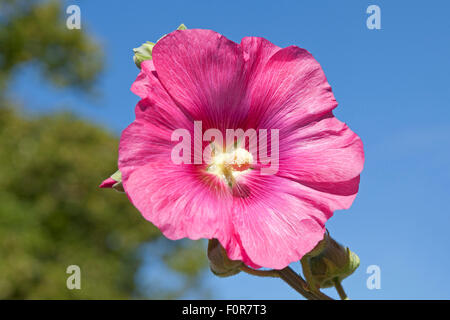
0,0,102,93
0,0,208,299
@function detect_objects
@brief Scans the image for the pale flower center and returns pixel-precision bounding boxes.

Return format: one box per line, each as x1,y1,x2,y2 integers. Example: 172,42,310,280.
207,147,253,186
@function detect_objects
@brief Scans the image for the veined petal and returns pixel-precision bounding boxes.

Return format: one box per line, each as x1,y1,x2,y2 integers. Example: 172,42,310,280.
247,45,338,136
230,173,331,269
121,58,194,184
130,60,156,99
152,29,249,131
118,106,194,186
125,161,235,245
278,114,364,195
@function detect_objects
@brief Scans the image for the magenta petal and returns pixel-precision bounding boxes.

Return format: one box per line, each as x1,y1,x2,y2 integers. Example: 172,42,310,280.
125,161,236,244
240,36,281,86
240,37,281,128
152,29,249,130
130,61,155,99
278,115,364,193
130,71,150,99
118,116,188,184
120,64,193,183
231,173,330,269
247,45,338,132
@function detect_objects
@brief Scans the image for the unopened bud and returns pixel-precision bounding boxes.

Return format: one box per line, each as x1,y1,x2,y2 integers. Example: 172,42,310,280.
207,239,243,277
133,42,155,68
302,231,360,289
99,170,124,192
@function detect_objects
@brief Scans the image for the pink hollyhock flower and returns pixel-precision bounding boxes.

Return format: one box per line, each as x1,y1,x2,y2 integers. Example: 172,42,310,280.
114,29,364,269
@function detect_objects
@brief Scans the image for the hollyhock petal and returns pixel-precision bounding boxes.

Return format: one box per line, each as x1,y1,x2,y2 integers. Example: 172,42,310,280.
130,71,149,99
240,37,281,128
152,29,249,130
118,115,192,186
121,61,193,183
278,115,364,195
230,173,332,269
240,37,281,84
125,161,236,244
118,118,166,182
130,60,156,99
130,60,188,126
247,45,338,135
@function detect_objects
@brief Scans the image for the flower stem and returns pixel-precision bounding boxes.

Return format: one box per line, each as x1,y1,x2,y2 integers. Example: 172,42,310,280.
240,265,280,278
277,267,333,300
239,265,334,300
333,278,348,300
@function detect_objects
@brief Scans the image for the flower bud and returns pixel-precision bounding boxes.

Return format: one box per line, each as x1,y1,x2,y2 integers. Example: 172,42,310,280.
133,41,155,68
302,231,360,289
99,170,124,192
207,239,243,277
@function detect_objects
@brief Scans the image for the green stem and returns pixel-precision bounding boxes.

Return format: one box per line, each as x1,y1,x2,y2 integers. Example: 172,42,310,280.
240,265,334,300
277,267,333,300
333,278,348,300
239,265,280,278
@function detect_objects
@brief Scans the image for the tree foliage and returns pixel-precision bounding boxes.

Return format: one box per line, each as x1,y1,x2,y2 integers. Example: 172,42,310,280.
0,0,208,299
0,106,159,298
0,0,103,93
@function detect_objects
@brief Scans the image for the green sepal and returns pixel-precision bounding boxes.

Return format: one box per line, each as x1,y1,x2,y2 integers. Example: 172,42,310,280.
109,170,124,193
301,231,360,289
207,239,243,278
133,41,155,68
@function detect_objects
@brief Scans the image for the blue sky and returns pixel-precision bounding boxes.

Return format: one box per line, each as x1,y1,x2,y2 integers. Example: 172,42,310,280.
12,0,450,299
